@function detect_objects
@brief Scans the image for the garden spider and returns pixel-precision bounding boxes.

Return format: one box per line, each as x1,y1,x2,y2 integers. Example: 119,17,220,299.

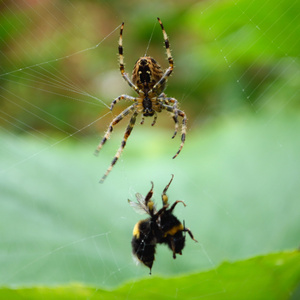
95,18,187,183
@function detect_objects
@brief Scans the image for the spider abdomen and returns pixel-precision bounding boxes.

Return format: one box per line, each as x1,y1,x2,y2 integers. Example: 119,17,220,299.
132,56,165,95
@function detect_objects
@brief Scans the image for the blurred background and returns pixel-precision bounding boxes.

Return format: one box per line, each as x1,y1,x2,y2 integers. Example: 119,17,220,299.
0,0,299,289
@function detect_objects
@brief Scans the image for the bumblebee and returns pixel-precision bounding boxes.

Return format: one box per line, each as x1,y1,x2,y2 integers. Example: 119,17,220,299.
128,175,197,274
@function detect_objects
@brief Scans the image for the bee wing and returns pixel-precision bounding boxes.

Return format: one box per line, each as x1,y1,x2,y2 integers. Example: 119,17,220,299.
128,192,157,215
136,192,157,214
128,199,149,215
135,192,145,203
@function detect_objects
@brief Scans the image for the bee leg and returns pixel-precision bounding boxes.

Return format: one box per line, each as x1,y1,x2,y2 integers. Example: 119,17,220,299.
185,227,198,243
155,204,169,219
170,238,177,259
169,200,186,213
145,181,154,203
161,174,174,205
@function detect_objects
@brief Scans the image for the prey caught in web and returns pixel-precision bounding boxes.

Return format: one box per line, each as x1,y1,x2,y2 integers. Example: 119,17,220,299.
95,18,187,183
128,175,197,274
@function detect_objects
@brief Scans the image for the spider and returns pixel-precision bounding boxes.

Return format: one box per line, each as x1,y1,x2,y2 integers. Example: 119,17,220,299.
95,18,187,183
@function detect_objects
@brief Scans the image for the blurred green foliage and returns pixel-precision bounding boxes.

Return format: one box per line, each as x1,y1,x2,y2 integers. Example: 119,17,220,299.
0,0,299,134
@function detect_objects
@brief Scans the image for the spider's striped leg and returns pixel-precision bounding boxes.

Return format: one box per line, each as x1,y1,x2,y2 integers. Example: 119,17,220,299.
151,112,158,126
110,94,136,111
163,98,178,116
172,109,186,159
157,17,173,70
171,115,179,139
100,111,138,183
140,112,157,126
161,104,187,159
161,97,179,138
94,104,136,155
119,22,143,96
151,18,174,95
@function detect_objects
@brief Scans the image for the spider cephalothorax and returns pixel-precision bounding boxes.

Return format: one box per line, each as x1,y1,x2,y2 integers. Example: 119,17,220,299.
95,18,187,183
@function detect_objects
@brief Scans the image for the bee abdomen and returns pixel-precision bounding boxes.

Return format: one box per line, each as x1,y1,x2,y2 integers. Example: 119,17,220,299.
131,238,155,270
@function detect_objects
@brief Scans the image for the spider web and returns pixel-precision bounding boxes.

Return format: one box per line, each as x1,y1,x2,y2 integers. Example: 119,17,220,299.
0,0,299,297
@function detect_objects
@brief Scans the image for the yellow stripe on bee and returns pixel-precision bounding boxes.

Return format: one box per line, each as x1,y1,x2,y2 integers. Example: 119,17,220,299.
133,221,141,239
164,223,184,237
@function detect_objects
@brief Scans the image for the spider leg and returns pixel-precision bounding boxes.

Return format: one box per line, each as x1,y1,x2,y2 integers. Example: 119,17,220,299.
157,18,173,68
160,97,179,138
119,22,143,96
110,94,136,111
161,104,187,158
150,18,174,95
161,174,174,205
163,97,178,117
151,112,158,126
100,111,138,183
172,109,186,159
140,113,157,126
171,115,179,139
94,104,136,155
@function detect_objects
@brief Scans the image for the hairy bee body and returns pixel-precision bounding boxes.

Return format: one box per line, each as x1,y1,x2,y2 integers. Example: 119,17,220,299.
158,211,186,258
129,176,197,274
131,219,159,270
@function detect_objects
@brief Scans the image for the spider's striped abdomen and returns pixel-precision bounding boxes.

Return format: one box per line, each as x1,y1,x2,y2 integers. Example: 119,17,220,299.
132,56,165,95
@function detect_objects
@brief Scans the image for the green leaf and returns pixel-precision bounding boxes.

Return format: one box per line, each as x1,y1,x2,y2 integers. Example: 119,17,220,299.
1,251,299,299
